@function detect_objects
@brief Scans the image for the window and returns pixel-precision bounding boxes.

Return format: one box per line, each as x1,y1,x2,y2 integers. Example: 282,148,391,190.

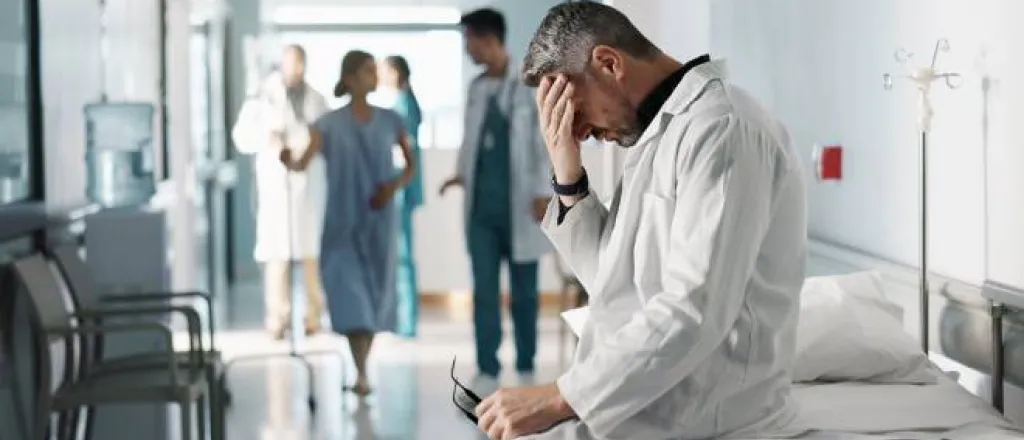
0,0,34,203
278,28,465,149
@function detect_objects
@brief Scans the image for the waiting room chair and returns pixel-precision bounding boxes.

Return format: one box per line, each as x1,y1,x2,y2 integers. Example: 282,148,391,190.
48,245,227,439
12,253,208,440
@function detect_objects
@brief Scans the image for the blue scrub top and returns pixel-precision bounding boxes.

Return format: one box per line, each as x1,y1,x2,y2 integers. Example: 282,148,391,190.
471,95,512,228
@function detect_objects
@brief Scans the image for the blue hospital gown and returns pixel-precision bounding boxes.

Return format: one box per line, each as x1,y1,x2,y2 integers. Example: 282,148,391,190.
313,105,405,334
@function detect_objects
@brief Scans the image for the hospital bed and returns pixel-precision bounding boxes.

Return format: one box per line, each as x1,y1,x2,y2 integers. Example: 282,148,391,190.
732,271,1024,440
768,369,1017,439
539,270,1024,439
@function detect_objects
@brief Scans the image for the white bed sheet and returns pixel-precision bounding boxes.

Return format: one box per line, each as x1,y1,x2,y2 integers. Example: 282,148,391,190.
756,369,1024,439
522,369,1023,439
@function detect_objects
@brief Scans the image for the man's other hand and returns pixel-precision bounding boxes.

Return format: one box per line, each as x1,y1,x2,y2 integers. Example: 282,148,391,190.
439,176,463,196
477,383,576,440
279,148,294,169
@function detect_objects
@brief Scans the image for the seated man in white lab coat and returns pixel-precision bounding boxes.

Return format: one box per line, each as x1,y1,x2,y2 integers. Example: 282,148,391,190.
473,3,808,440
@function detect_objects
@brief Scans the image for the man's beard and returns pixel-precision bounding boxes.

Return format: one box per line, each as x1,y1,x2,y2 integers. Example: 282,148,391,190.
613,96,643,147
616,127,644,147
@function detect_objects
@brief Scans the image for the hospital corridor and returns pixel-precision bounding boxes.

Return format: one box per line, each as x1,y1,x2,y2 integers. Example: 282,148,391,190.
8,0,1024,439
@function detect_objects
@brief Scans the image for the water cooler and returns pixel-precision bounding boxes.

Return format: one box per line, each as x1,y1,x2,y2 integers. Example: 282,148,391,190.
84,102,157,208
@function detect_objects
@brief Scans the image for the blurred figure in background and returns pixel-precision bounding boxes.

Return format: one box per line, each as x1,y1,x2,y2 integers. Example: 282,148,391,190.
440,8,553,390
282,50,417,396
382,55,424,338
231,44,328,341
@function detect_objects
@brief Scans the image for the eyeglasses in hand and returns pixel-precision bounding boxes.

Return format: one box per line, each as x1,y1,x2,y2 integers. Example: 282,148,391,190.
451,357,483,424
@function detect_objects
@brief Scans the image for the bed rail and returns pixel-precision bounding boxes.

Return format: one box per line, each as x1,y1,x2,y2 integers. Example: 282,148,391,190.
981,280,1023,413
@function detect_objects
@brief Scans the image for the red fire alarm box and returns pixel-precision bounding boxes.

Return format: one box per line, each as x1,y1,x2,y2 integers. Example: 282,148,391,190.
814,144,843,181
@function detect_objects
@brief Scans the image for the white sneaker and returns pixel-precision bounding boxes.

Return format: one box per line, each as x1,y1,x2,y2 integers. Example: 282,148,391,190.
472,373,500,397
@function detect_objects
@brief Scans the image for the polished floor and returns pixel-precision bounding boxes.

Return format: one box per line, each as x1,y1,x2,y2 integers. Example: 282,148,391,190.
216,282,575,440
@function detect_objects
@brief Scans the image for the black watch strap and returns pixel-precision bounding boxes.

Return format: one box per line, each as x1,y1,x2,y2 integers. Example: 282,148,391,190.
551,168,589,196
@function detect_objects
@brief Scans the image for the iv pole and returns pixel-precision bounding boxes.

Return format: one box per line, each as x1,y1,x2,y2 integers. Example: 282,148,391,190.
883,38,963,354
218,48,347,419
218,136,348,419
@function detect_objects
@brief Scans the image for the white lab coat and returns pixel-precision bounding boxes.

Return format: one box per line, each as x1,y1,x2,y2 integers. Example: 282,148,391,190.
456,65,553,262
231,73,329,262
531,60,808,440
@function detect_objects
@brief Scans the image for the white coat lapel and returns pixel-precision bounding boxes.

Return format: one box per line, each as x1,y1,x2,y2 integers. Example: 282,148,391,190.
589,60,730,294
626,60,728,152
591,135,659,294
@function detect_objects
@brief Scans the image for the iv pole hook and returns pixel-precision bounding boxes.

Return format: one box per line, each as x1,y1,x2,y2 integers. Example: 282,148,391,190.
883,38,963,132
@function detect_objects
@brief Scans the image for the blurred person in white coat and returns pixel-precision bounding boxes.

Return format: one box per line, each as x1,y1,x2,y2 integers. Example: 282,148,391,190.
473,3,808,440
232,44,330,340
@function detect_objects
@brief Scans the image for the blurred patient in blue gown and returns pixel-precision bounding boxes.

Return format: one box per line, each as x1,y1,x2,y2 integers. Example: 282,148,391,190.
281,50,417,397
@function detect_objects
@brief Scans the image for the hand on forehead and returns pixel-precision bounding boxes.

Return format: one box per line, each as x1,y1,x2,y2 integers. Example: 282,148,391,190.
537,75,573,104
541,73,582,86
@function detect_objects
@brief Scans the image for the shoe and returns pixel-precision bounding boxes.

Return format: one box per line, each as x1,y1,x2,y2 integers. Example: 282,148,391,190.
472,373,500,397
268,327,286,341
345,377,373,397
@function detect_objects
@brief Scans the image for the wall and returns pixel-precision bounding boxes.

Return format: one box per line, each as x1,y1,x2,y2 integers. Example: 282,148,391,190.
38,0,101,207
608,0,710,63
708,0,1024,291
226,0,263,282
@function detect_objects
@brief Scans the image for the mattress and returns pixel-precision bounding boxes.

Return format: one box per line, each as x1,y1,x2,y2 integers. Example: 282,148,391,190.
523,369,1023,439
750,369,1024,439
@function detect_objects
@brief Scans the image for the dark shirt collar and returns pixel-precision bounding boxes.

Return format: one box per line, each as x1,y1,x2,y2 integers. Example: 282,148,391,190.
636,54,711,131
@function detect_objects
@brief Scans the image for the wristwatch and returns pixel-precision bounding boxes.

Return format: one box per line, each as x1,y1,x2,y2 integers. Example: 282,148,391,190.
551,168,589,196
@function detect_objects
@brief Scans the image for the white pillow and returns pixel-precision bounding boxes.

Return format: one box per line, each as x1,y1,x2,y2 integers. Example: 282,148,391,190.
793,271,936,384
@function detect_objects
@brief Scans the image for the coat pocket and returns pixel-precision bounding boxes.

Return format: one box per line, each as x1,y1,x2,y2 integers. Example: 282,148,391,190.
633,193,673,294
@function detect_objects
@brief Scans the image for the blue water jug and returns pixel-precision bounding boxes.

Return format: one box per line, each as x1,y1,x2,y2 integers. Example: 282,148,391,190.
84,102,157,207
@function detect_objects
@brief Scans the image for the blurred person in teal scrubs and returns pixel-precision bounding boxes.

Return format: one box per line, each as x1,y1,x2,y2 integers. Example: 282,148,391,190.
440,8,553,390
382,55,424,338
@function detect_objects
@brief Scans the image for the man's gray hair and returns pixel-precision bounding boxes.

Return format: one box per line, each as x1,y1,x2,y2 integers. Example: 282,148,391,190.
521,2,659,87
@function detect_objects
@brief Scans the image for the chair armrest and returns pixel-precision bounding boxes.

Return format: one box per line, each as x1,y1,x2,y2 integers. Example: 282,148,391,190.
102,291,210,301
100,291,216,351
73,305,204,363
44,323,181,383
